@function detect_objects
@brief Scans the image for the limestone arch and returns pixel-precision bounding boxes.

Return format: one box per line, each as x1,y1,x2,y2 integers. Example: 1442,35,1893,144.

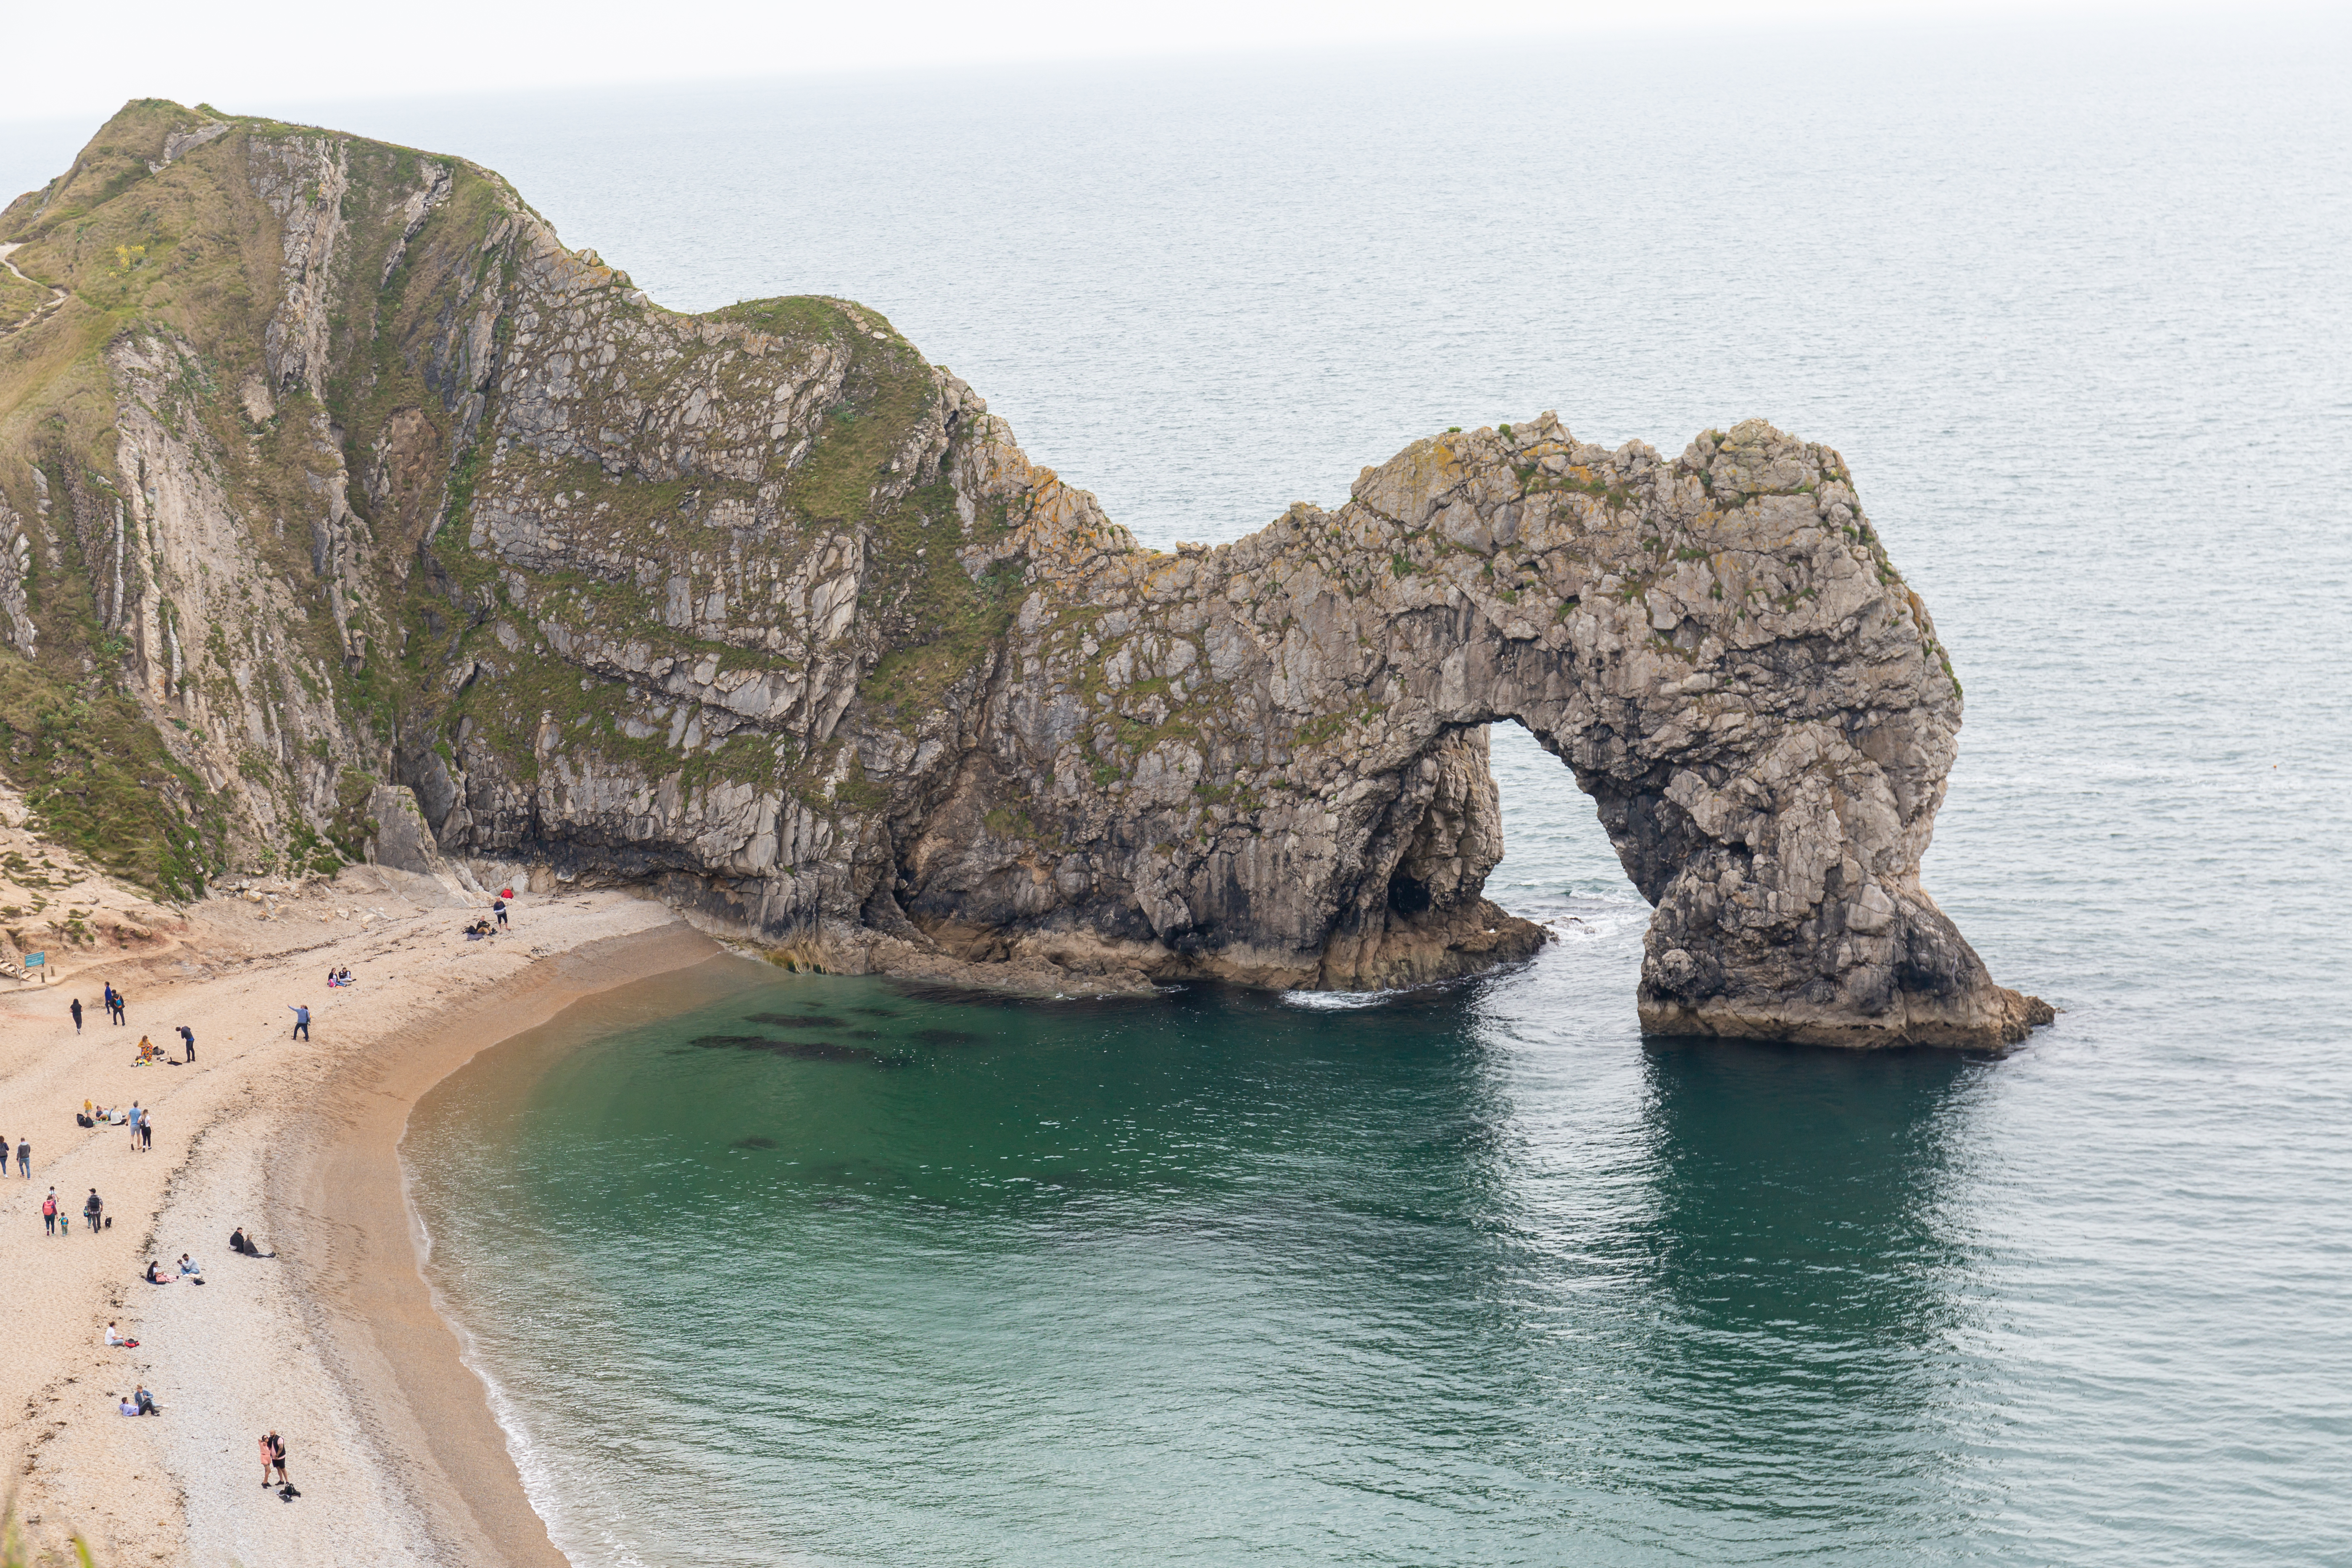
941,414,2046,1048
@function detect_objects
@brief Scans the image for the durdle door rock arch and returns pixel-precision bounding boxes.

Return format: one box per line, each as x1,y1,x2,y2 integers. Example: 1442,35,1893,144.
922,415,2051,1049
0,101,2047,1048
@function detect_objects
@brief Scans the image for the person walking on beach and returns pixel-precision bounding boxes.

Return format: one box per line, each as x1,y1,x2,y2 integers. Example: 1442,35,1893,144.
177,1023,194,1062
288,1003,310,1041
69,996,82,1033
140,1113,153,1152
41,1189,57,1234
84,1188,103,1232
17,1136,29,1177
127,1104,142,1149
492,894,509,929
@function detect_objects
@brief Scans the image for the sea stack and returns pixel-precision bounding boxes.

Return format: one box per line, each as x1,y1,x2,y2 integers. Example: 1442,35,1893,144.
0,100,2047,1046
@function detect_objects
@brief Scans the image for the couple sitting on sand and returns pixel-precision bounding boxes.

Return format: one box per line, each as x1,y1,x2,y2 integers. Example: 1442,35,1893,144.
144,1254,203,1285
325,965,355,988
229,1227,274,1258
117,1386,157,1417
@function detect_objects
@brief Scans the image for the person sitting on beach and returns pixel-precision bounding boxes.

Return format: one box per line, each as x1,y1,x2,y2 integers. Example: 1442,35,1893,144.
104,1322,125,1347
135,1386,157,1415
178,1253,203,1278
119,1397,140,1417
144,1260,175,1285
134,1036,161,1064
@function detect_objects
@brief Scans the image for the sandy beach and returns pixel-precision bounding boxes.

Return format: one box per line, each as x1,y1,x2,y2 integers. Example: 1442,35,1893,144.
0,859,725,1567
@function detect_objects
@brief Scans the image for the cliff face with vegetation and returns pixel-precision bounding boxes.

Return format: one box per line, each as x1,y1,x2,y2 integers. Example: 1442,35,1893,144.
0,101,2047,1046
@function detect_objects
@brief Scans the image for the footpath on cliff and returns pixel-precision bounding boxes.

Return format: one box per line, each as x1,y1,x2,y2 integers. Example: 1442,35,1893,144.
0,820,721,1568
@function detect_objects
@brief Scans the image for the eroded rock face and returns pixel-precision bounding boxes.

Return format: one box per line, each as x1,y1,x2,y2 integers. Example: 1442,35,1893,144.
0,101,2045,1046
895,414,2049,1046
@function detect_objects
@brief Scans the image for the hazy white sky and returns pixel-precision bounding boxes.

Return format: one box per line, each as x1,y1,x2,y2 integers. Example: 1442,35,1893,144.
0,0,2259,124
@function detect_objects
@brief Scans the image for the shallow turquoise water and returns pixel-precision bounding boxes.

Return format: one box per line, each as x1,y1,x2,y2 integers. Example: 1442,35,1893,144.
409,888,2345,1566
367,16,2352,1565
412,939,2017,1566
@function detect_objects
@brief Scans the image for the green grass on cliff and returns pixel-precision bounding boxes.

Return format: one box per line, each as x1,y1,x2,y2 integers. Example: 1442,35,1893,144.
0,656,222,899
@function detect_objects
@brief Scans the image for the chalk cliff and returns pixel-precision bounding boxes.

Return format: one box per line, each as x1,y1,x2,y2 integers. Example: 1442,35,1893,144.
0,101,2048,1046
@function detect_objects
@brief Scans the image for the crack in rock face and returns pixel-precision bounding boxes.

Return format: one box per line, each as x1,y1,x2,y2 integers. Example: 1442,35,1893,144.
0,101,2046,1048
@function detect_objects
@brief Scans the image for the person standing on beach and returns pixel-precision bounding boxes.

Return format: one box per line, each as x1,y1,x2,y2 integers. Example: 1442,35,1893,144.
269,1431,289,1487
127,1104,142,1149
84,1188,103,1232
17,1136,29,1177
289,1003,310,1041
69,997,82,1033
259,1433,274,1486
177,1024,194,1062
41,1189,57,1234
492,895,509,928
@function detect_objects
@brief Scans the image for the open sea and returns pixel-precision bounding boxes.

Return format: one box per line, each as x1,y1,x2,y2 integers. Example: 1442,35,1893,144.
37,16,2341,1565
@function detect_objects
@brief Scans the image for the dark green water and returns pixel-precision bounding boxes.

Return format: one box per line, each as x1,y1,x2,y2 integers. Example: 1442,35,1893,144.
411,901,2344,1567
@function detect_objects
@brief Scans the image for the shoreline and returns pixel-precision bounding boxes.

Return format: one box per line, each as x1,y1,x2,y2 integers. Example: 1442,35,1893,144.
0,875,726,1567
284,921,727,1568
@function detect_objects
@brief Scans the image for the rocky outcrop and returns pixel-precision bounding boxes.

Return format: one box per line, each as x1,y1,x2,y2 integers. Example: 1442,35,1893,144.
0,101,2046,1046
